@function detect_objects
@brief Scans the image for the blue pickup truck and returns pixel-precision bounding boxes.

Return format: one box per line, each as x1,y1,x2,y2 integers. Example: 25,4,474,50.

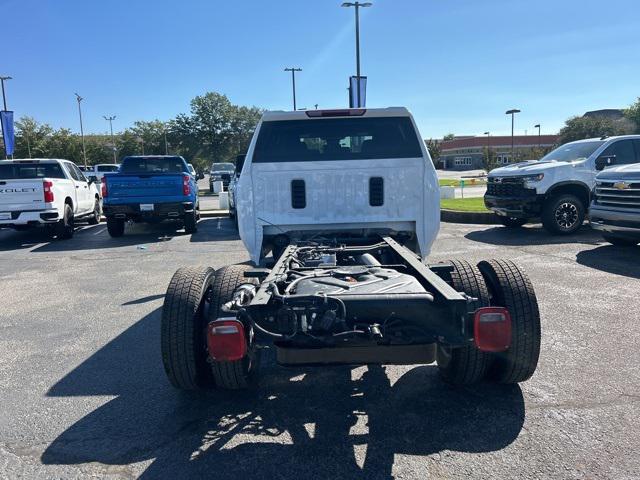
102,155,200,237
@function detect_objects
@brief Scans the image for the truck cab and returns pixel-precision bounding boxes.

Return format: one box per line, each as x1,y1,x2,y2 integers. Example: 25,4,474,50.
484,135,640,234
236,107,440,264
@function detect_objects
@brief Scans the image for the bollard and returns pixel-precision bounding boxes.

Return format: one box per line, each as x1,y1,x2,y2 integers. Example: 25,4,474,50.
219,192,229,210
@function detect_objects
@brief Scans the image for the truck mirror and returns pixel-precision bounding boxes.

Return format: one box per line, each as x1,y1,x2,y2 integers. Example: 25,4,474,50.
595,155,616,171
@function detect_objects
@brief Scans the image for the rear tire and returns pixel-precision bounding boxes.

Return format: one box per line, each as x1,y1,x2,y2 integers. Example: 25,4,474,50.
436,260,491,385
498,216,527,228
184,210,198,234
106,217,125,237
541,194,584,235
161,266,216,390
88,198,101,225
478,259,541,384
208,264,259,390
602,234,638,247
57,204,74,239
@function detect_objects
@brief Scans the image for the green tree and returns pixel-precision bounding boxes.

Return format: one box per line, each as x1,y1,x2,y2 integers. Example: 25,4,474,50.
14,117,53,158
443,133,455,141
483,147,498,172
557,116,634,144
425,138,440,166
624,97,640,133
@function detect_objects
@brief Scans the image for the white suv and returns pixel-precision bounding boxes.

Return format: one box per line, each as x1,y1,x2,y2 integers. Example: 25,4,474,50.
484,135,640,234
0,159,102,238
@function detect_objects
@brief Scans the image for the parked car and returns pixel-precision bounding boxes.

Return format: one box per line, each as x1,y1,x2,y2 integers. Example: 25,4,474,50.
0,159,101,238
83,163,120,182
102,155,200,237
227,154,245,223
209,162,235,192
590,162,640,246
484,135,640,234
160,107,541,393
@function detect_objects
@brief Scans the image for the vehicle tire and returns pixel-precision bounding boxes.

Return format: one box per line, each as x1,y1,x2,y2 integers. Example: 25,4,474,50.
208,264,259,390
161,266,216,390
57,204,74,239
184,210,198,234
88,198,101,225
541,194,585,235
498,216,528,228
106,217,125,237
478,259,541,384
602,234,638,247
436,260,491,385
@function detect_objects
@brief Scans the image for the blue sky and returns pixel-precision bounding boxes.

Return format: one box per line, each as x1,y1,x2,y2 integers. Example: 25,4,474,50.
2,0,639,138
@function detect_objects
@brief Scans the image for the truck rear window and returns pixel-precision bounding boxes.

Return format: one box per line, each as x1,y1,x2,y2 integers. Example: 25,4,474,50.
253,117,423,163
0,163,66,179
96,165,120,172
120,157,186,174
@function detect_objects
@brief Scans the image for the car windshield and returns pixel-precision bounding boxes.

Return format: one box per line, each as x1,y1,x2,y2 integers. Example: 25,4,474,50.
253,116,423,163
120,156,185,174
211,163,235,172
0,163,66,179
539,141,605,163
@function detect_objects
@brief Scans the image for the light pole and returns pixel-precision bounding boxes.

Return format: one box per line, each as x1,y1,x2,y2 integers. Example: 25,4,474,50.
484,131,490,165
534,123,541,148
75,93,87,168
138,137,145,155
342,2,372,108
505,109,521,162
284,67,302,110
103,115,117,163
164,129,169,155
0,76,12,159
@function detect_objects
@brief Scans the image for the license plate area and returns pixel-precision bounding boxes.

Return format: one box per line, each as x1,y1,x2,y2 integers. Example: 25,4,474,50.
140,204,154,212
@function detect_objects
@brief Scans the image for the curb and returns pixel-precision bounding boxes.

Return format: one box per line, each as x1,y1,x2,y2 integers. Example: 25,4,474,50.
441,209,499,225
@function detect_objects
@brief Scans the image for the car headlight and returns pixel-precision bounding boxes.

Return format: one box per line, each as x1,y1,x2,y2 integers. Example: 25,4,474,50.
522,173,544,182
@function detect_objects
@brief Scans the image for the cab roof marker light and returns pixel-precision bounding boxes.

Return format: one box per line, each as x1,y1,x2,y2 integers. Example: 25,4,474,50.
305,109,367,118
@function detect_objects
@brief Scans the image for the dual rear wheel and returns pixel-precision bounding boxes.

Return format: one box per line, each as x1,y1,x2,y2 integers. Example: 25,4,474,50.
436,259,541,385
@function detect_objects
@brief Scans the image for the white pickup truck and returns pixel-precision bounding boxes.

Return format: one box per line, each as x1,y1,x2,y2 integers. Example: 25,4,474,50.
160,107,542,394
0,159,102,239
485,135,640,234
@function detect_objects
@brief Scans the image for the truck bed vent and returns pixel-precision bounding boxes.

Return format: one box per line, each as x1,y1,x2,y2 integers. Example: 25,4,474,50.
291,179,306,209
369,177,384,206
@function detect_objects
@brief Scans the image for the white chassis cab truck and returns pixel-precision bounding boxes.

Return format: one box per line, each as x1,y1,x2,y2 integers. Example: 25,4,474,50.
160,108,542,392
484,135,640,234
0,159,102,238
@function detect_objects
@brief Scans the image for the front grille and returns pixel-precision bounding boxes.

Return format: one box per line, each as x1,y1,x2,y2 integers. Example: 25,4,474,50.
594,180,640,209
486,179,534,197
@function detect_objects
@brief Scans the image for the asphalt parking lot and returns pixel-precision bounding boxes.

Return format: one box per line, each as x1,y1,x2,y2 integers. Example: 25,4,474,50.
1,219,639,479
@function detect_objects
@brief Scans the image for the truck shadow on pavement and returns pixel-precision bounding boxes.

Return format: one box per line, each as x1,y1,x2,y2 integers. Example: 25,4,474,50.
465,224,602,246
576,244,640,279
42,307,525,480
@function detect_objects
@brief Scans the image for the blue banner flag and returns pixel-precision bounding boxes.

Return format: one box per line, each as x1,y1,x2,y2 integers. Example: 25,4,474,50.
349,76,367,108
0,111,15,156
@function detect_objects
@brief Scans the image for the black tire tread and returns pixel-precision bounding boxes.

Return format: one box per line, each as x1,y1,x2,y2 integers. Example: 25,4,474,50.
208,264,257,390
437,260,491,384
478,259,541,384
106,218,125,237
161,266,215,390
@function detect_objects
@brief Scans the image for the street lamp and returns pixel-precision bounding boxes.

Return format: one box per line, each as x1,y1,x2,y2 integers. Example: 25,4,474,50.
505,109,521,162
164,128,169,155
534,123,541,148
484,131,491,165
103,115,117,163
342,2,372,108
284,67,302,111
0,76,12,159
75,93,87,169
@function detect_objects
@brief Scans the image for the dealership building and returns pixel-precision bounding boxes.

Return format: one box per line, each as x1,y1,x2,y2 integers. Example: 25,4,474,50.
439,134,559,170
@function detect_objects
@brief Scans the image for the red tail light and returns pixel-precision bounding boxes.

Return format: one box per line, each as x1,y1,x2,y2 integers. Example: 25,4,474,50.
182,174,191,196
43,180,54,203
474,307,511,352
101,178,108,197
206,319,247,361
305,108,366,117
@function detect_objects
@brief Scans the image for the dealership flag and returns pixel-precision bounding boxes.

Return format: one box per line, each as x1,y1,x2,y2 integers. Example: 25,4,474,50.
349,76,367,108
0,111,15,155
